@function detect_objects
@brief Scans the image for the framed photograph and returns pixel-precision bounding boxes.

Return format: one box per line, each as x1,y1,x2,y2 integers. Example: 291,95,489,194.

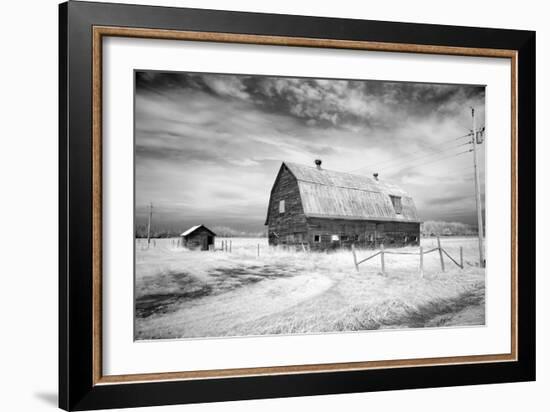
59,1,535,410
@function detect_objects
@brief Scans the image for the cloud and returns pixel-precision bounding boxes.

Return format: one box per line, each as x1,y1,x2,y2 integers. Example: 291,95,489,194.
135,70,486,230
227,158,260,167
201,75,251,100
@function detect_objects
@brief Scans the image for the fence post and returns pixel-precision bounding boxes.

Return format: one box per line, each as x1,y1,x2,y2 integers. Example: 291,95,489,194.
380,243,385,275
230,240,232,253
460,246,464,269
257,243,260,257
437,236,445,272
419,246,424,278
352,244,359,272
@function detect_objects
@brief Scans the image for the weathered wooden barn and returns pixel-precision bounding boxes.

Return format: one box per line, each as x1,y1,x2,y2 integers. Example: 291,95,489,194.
180,225,216,251
265,161,421,250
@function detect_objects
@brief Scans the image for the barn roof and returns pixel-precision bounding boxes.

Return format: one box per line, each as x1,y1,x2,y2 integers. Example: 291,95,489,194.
271,162,420,223
180,225,216,237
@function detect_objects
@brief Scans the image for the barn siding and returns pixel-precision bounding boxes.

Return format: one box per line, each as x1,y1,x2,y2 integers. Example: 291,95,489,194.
266,166,307,246
306,217,420,250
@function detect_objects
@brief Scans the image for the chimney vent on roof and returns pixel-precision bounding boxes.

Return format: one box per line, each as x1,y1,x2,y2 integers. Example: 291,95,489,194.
314,159,322,170
373,173,379,181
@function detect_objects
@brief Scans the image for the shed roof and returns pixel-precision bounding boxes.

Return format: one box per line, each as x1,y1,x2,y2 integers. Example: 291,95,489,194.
271,162,420,223
180,225,216,237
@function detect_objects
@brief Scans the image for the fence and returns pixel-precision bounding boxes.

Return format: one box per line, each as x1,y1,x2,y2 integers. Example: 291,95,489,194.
218,239,263,257
220,239,233,253
352,236,463,277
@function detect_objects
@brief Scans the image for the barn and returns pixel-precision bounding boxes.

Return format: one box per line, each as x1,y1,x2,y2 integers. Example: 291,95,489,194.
180,225,216,251
265,160,421,250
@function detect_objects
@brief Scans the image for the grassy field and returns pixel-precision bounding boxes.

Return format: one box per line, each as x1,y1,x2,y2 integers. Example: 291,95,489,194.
135,236,485,340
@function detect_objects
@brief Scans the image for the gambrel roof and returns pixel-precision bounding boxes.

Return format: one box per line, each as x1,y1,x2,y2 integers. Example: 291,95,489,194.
267,162,420,223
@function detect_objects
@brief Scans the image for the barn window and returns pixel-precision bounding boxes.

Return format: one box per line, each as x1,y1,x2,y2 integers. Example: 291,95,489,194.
314,235,321,242
331,234,339,242
341,235,349,241
279,200,285,214
390,195,402,214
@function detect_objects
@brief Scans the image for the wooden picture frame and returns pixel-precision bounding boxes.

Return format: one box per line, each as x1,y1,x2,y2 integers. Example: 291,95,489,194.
59,1,535,410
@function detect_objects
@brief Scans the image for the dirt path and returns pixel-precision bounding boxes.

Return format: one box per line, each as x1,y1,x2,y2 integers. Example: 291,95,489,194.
136,273,334,339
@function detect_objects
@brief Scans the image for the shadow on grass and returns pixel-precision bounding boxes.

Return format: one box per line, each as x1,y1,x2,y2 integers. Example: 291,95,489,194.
136,272,213,318
364,286,486,330
136,265,300,319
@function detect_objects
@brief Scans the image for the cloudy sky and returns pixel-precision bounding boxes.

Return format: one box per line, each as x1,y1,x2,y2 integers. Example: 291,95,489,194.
135,71,485,233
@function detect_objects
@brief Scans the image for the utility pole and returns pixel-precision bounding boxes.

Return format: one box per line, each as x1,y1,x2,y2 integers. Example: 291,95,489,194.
147,202,153,247
471,108,485,268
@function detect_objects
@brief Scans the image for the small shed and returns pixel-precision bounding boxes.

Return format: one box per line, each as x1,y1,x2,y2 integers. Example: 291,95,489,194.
180,225,216,251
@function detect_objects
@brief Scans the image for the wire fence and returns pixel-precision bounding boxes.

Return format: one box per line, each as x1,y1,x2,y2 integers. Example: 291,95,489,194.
352,236,463,278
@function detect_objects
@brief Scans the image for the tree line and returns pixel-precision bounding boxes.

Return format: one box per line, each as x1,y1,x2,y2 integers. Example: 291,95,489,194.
134,224,267,239
421,220,477,236
135,221,476,238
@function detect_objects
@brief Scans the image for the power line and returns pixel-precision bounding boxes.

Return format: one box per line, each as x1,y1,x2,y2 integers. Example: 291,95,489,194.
381,149,473,175
420,164,477,175
351,143,461,173
378,147,472,173
147,202,153,247
348,132,472,173
409,149,473,169
376,143,471,172
350,142,468,176
470,107,485,267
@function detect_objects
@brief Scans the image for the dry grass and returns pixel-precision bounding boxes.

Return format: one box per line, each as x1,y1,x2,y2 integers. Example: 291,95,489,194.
135,237,485,340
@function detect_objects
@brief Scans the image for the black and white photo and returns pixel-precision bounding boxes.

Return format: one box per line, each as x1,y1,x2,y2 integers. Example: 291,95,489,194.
134,71,487,340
